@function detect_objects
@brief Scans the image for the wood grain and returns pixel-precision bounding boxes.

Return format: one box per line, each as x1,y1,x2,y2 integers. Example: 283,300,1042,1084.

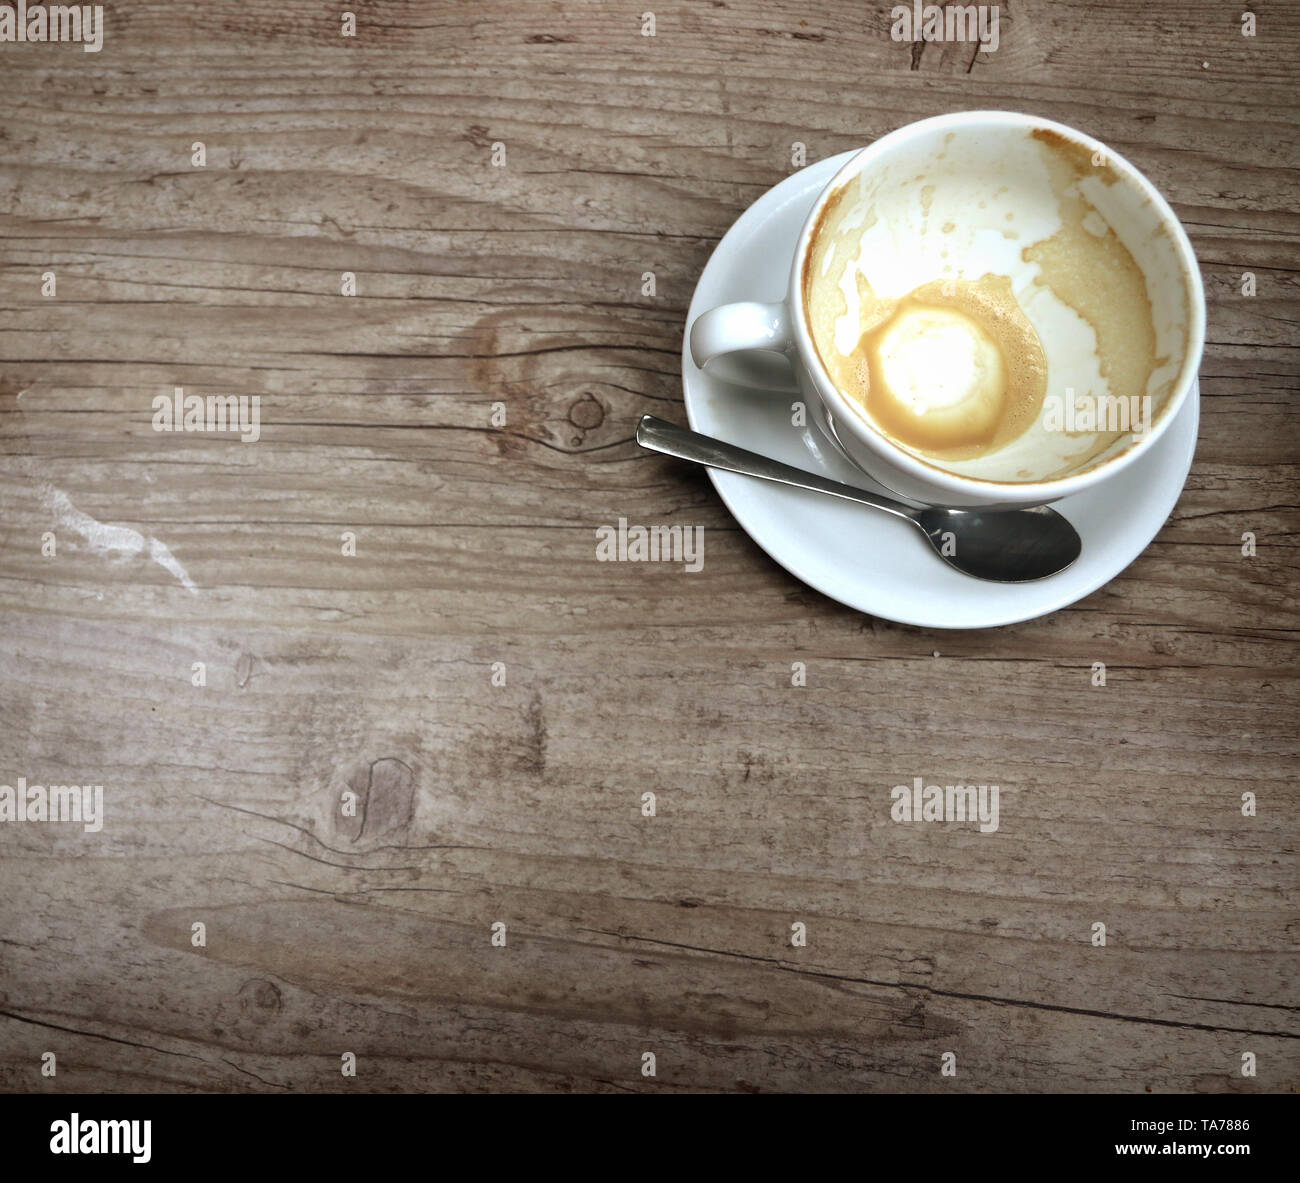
0,0,1297,1093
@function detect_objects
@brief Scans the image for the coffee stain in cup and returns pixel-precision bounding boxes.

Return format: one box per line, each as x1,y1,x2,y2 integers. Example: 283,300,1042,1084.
803,127,1188,482
834,274,1049,460
1021,130,1175,471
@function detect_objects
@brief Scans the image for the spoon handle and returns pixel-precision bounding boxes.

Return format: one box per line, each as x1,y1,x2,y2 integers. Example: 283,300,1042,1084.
635,415,916,524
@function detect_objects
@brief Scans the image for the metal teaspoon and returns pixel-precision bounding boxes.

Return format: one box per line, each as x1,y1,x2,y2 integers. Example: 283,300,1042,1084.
635,415,1082,582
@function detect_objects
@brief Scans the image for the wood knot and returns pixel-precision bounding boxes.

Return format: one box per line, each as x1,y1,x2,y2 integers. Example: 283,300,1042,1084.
340,757,417,844
237,978,282,1020
568,394,605,430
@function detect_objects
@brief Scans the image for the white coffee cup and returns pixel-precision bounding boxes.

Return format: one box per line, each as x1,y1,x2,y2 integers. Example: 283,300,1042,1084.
689,111,1206,507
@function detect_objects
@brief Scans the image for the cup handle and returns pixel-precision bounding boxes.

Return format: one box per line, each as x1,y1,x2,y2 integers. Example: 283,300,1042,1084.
688,300,800,391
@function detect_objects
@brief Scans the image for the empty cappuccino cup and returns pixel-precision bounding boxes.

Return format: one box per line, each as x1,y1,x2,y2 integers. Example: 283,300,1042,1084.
690,111,1206,507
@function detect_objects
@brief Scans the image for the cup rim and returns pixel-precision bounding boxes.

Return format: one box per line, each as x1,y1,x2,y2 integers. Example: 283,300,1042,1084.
788,110,1206,502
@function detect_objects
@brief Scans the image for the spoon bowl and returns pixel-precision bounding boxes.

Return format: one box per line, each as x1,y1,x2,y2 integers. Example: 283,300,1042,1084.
916,505,1082,583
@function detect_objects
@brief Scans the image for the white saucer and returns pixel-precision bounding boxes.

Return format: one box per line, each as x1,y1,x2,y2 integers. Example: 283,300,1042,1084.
681,151,1199,629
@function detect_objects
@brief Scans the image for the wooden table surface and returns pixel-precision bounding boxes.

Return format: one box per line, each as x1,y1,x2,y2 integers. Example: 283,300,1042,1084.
1,1,1297,1094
